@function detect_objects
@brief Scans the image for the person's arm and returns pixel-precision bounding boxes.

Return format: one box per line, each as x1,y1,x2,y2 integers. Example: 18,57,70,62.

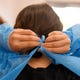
64,24,80,56
0,23,13,51
0,17,14,51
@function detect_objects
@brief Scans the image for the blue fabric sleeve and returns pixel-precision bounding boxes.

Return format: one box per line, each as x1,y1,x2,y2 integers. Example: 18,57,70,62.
0,23,14,51
64,24,80,56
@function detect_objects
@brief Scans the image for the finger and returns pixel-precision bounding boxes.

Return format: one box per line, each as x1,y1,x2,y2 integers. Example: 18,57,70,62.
13,29,36,35
14,41,40,51
18,47,35,54
45,34,68,42
43,38,70,48
43,45,70,54
12,34,40,41
48,31,63,36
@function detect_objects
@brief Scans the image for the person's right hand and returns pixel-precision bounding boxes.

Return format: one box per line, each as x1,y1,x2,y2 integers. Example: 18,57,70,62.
9,29,40,53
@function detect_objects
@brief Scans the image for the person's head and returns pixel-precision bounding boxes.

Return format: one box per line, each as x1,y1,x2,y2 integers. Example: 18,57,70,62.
14,3,63,58
14,3,63,38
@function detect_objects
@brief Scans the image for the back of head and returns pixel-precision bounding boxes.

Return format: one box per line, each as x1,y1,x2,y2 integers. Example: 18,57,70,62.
14,3,63,38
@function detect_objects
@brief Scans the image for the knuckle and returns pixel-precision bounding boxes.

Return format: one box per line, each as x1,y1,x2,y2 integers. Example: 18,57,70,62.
26,42,33,47
10,33,17,40
68,38,71,44
13,42,20,49
27,29,32,32
10,43,19,51
63,46,70,53
29,36,34,40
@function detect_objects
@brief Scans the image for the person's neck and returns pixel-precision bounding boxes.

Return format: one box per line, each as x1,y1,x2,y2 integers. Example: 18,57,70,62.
28,54,51,69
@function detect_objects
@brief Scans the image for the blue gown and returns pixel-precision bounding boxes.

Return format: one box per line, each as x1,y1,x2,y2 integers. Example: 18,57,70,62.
0,23,80,80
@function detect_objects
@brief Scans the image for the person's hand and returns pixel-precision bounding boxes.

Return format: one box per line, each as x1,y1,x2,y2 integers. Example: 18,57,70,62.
9,29,40,53
42,31,71,54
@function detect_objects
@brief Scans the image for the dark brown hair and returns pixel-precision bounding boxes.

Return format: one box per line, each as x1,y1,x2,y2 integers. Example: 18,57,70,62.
0,17,4,24
14,3,63,38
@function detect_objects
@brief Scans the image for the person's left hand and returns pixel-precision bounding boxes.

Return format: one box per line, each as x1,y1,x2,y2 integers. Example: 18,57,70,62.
42,31,71,54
